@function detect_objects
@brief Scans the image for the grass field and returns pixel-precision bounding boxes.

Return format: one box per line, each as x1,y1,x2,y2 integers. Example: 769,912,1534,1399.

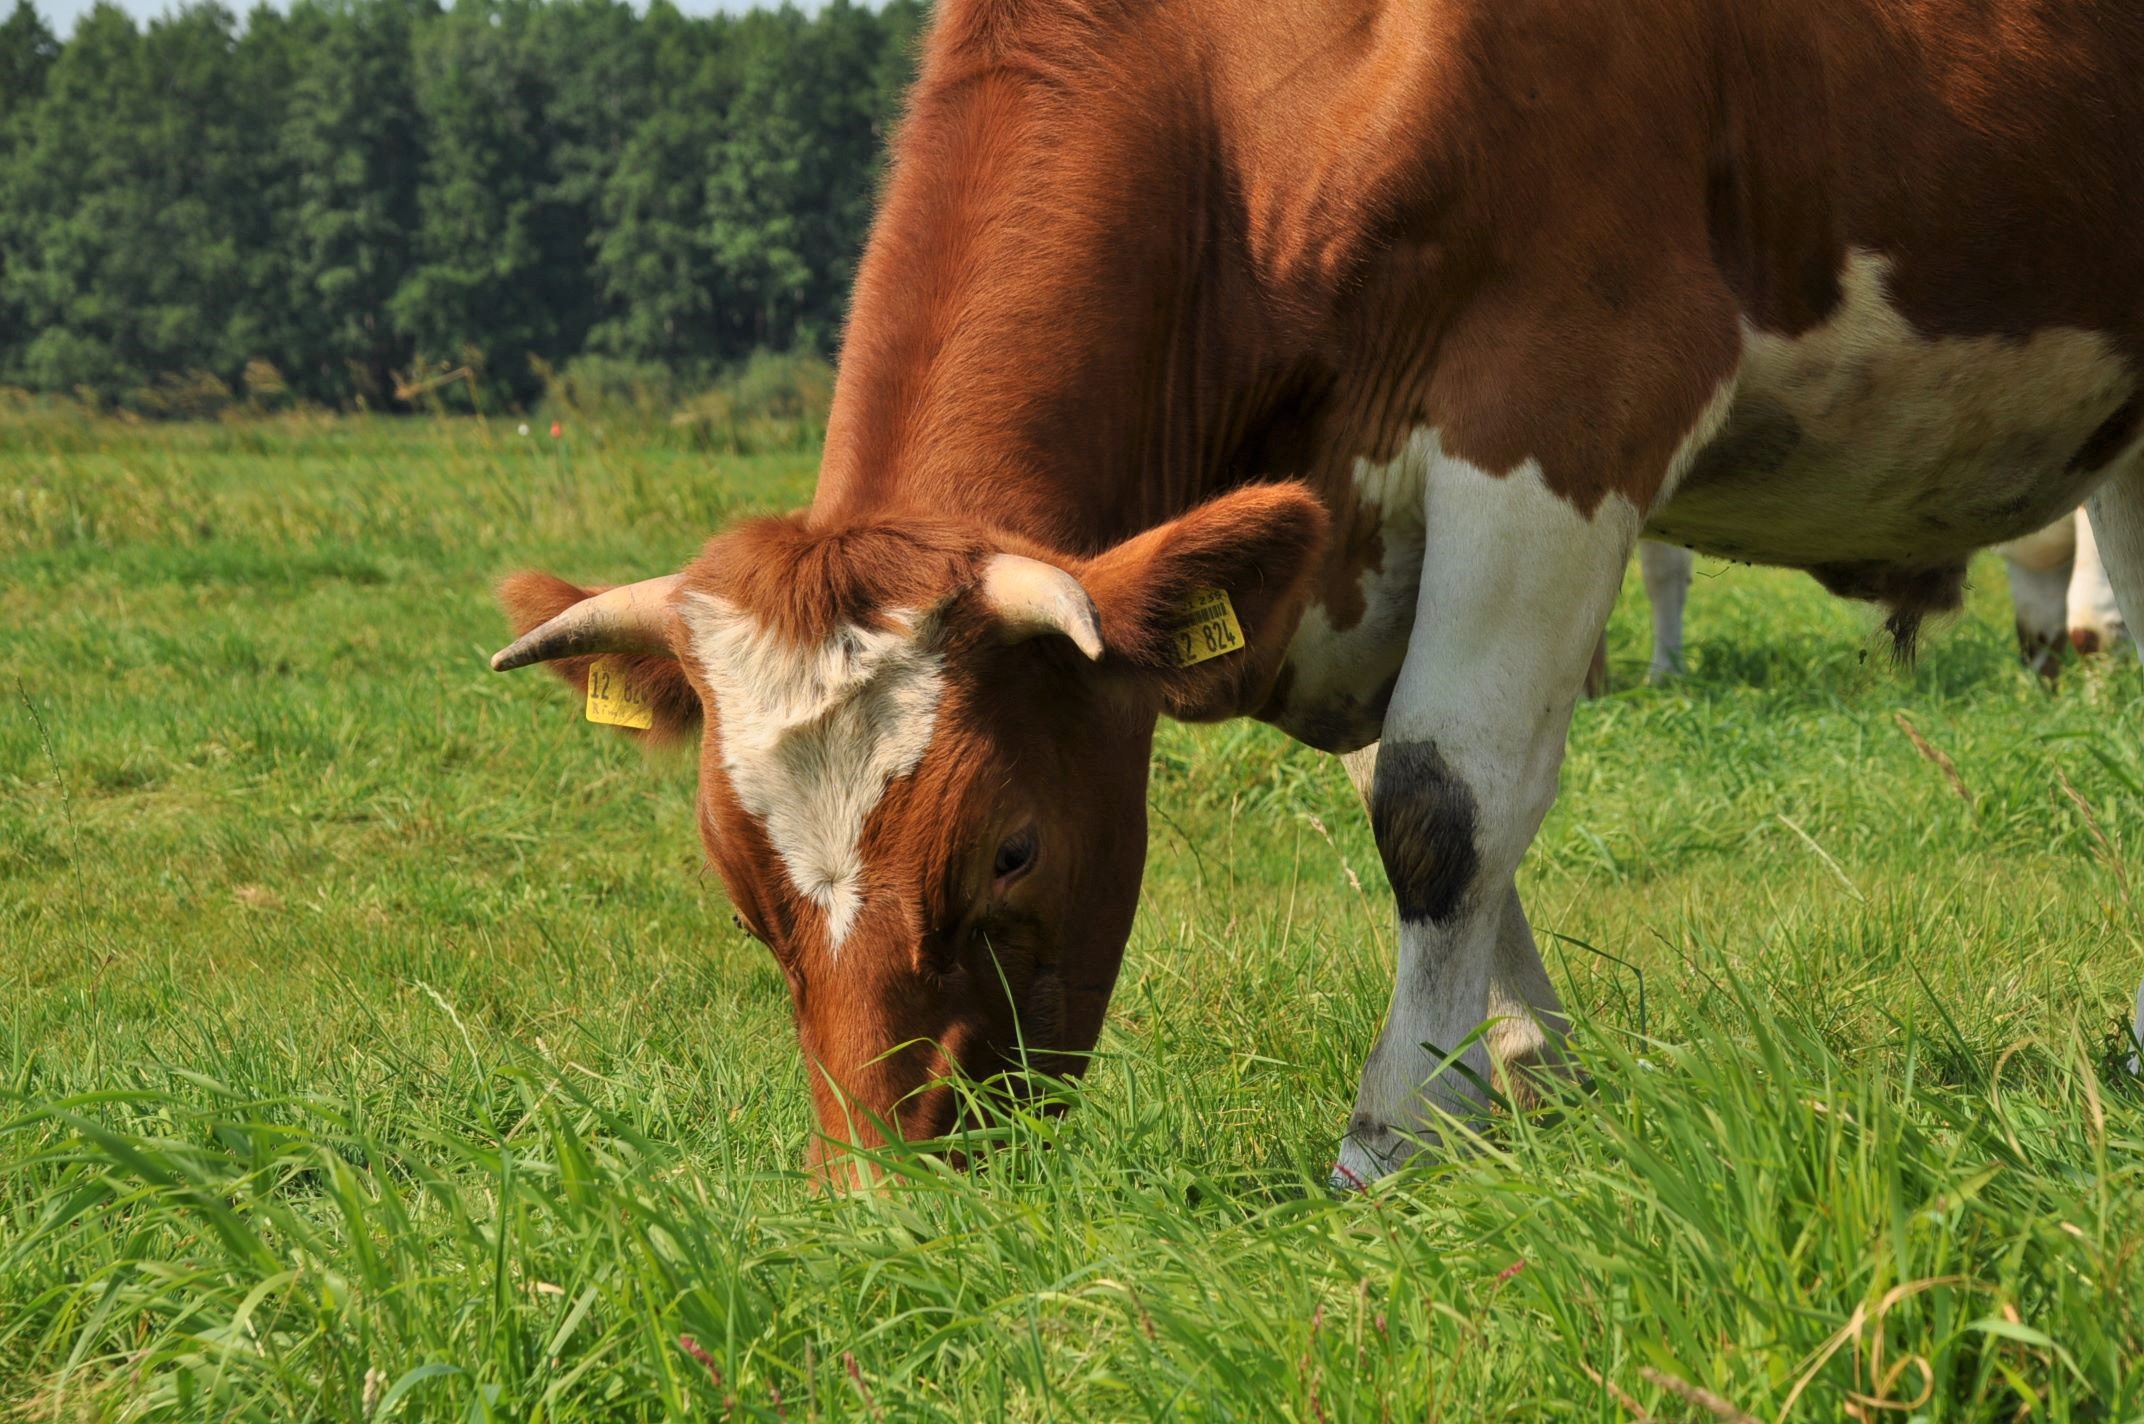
5,408,2144,1421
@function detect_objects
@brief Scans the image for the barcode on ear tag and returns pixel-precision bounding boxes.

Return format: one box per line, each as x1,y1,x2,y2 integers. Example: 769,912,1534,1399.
585,658,655,729
1170,587,1245,667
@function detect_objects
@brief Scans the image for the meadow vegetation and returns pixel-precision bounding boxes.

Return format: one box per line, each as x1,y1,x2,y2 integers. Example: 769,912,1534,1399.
4,412,2142,1420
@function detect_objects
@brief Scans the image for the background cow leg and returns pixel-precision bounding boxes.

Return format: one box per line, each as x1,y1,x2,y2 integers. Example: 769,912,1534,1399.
2068,507,2128,654
2081,457,2144,1069
1335,456,1640,1186
1639,541,1694,681
1340,746,1571,1100
1996,515,2076,676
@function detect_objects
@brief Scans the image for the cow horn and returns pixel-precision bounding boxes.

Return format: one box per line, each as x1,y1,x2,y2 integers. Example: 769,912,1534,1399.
978,554,1104,661
490,574,684,671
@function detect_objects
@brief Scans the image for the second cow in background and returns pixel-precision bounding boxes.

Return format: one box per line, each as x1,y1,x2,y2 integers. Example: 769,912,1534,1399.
1602,509,2128,690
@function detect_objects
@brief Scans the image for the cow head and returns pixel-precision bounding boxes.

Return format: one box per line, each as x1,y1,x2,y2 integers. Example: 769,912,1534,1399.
492,485,1324,1178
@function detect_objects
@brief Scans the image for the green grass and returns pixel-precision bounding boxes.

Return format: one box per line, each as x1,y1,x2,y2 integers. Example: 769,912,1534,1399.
4,409,2143,1421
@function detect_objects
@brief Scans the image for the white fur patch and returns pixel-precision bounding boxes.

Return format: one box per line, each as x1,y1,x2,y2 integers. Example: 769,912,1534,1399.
1278,379,1732,754
1654,249,2136,564
1270,431,1433,751
1337,400,1731,1185
682,595,945,952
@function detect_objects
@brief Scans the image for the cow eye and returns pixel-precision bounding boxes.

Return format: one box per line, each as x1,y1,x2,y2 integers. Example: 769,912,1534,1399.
992,828,1038,884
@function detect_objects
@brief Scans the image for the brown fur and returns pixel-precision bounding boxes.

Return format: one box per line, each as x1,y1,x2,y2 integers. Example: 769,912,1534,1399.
681,516,988,648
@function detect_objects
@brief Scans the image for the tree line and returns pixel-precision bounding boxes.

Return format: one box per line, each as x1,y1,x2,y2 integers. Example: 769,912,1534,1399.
0,0,925,412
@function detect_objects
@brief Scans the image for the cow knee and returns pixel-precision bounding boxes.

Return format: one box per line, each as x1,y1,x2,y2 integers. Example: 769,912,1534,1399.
1369,740,1484,925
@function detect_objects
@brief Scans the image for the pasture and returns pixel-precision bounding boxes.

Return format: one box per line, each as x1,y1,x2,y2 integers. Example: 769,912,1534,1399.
4,409,2143,1420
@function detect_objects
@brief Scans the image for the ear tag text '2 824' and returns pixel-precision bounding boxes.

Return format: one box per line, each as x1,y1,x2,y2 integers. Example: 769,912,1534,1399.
585,658,655,729
1170,588,1245,667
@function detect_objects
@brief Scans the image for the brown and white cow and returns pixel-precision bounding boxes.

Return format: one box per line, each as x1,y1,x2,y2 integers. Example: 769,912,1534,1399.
1615,509,2128,687
491,0,2144,1185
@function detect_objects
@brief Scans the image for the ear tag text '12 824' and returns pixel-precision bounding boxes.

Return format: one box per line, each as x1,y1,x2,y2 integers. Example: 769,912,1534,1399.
585,658,655,729
1170,587,1245,667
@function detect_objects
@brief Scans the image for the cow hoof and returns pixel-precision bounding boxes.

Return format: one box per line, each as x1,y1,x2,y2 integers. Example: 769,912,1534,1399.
1333,1116,1412,1187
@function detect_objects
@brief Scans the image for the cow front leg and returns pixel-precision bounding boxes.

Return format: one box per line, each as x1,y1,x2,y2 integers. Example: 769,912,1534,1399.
2082,457,2144,1070
1335,457,1640,1186
1341,746,1570,1102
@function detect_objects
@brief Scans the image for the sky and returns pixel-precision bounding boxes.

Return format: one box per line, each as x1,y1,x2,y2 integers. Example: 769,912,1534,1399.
28,0,798,35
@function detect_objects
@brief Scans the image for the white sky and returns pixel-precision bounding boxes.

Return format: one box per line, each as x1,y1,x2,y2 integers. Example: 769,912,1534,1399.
30,0,798,35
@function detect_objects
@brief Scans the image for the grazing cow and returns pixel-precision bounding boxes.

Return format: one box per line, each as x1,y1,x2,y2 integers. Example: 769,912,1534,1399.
1603,510,2128,689
491,0,2144,1185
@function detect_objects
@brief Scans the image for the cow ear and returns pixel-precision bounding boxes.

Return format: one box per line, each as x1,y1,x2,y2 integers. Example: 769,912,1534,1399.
495,571,702,744
1075,483,1328,720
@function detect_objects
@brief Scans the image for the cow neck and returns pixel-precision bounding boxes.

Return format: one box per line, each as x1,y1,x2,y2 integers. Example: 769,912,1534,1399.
808,339,1304,561
804,5,1310,561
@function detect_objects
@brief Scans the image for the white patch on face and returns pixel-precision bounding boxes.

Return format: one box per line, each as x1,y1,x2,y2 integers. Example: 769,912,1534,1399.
682,595,945,953
1654,249,2136,564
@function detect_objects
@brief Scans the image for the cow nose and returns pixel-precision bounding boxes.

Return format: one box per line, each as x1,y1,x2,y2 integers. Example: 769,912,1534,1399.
2070,626,2103,655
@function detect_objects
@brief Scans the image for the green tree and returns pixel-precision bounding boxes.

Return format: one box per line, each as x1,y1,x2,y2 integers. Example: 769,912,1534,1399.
225,3,313,392
280,0,430,404
394,0,585,407
706,4,894,355
0,0,57,109
4,3,284,399
588,1,734,371
527,0,656,367
0,0,61,381
0,0,930,407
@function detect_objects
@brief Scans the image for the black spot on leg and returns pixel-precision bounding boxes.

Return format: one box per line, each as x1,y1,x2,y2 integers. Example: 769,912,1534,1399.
1370,740,1480,925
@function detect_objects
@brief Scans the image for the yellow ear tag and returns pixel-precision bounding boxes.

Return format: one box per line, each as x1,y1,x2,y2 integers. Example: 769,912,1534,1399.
585,658,655,730
1170,587,1246,667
